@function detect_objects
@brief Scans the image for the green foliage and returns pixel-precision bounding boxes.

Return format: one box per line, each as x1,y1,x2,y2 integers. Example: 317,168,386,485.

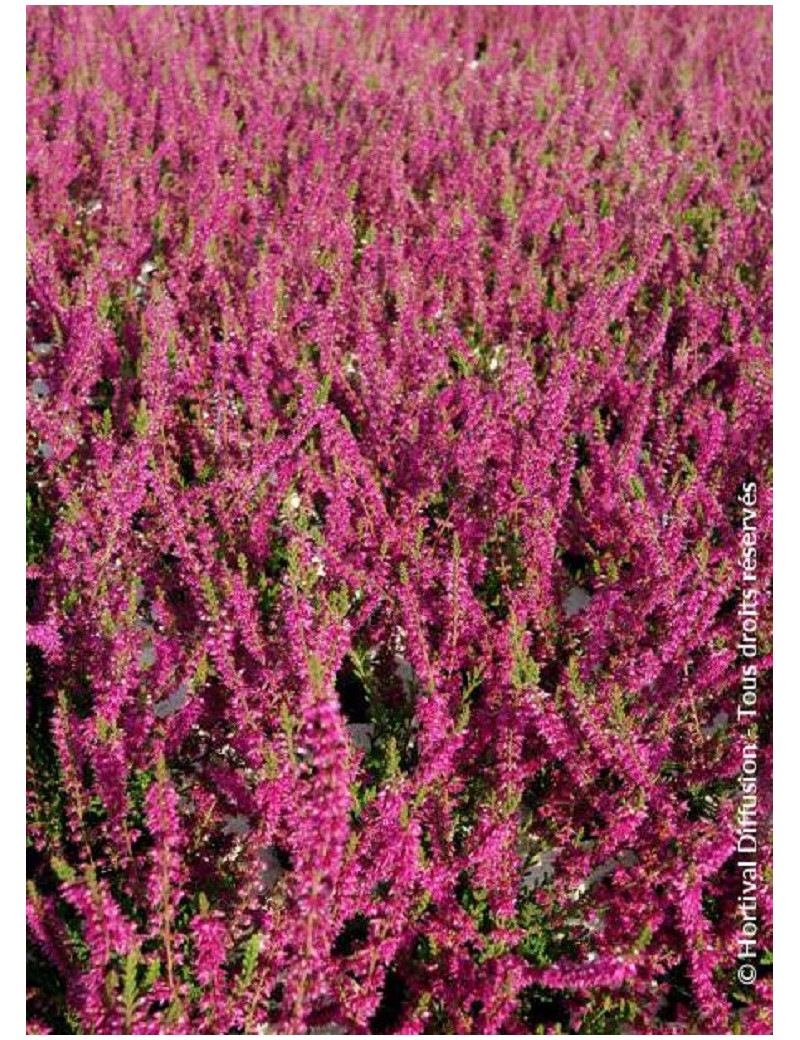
26,481,53,566
476,520,526,620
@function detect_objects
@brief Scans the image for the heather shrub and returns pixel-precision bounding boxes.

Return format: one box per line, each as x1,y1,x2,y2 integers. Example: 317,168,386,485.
26,6,772,1034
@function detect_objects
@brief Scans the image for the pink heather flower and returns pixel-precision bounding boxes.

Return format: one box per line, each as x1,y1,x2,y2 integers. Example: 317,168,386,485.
26,5,772,1034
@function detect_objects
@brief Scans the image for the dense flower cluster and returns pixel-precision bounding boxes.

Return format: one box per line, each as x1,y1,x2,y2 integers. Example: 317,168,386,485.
26,6,772,1035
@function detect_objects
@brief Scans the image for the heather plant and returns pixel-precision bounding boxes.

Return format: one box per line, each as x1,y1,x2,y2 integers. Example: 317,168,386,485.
26,6,772,1035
